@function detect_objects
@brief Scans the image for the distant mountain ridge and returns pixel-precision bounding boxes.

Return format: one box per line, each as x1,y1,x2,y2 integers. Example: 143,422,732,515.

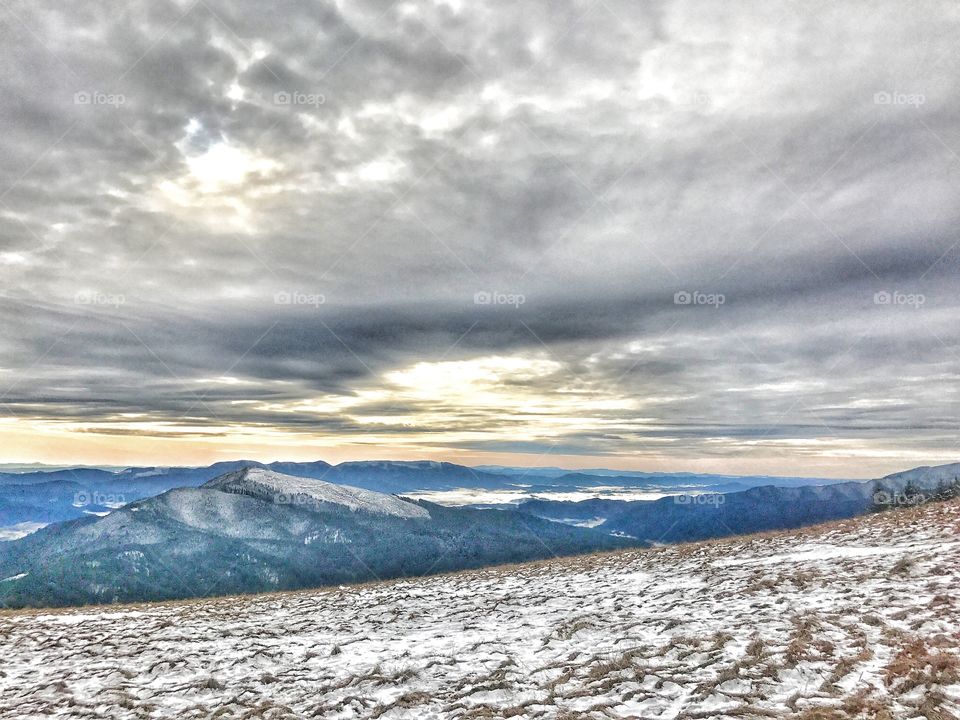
0,460,500,529
2,461,957,608
204,467,431,519
518,461,960,543
475,464,854,485
0,468,635,608
0,459,844,531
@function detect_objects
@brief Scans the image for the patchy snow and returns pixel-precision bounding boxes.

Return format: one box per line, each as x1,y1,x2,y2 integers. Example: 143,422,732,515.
713,543,906,567
1,501,958,719
204,467,430,519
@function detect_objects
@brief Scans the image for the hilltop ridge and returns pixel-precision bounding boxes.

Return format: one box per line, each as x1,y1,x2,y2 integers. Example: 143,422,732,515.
202,467,430,519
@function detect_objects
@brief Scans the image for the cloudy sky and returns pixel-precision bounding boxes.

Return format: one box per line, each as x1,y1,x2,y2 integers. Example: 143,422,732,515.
1,0,958,477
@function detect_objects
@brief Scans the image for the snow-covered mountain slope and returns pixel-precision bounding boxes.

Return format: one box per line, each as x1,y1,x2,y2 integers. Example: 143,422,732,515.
0,470,633,608
203,467,430,519
2,500,957,719
881,461,960,486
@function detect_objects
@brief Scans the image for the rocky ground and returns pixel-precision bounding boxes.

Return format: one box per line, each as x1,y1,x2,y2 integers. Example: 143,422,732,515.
1,500,958,719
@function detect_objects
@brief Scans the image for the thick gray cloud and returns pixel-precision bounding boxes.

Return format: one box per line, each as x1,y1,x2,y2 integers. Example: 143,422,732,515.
1,0,959,475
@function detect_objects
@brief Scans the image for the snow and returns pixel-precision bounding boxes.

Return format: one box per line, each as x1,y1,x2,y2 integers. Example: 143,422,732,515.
204,467,430,519
0,500,958,719
713,543,906,566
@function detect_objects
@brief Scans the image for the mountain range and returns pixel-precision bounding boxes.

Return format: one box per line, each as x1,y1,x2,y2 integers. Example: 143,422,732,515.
0,459,846,530
0,468,634,608
2,460,957,609
516,461,960,543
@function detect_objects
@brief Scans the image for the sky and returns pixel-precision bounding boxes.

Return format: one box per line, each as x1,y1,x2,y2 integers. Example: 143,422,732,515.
1,0,958,478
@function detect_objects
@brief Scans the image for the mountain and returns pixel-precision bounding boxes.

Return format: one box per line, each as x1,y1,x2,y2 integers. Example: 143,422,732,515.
0,460,502,531
518,461,960,543
0,468,636,608
2,459,846,532
475,464,854,486
0,479,124,526
0,459,503,492
0,467,121,487
4,497,957,719
204,467,430,518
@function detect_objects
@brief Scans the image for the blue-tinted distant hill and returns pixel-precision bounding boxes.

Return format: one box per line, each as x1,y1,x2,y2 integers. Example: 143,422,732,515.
0,460,851,530
475,465,856,487
0,468,636,608
517,462,960,543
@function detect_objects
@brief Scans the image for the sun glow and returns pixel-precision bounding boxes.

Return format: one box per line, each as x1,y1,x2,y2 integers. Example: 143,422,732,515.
184,143,278,193
151,147,280,232
148,119,283,232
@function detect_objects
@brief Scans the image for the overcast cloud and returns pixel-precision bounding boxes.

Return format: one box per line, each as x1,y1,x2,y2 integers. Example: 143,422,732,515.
1,0,959,476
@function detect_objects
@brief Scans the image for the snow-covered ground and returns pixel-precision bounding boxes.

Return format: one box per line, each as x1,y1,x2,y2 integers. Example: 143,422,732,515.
1,501,958,719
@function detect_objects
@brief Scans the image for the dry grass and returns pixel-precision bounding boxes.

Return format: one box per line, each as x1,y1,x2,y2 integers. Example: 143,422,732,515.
785,614,821,666
885,637,960,693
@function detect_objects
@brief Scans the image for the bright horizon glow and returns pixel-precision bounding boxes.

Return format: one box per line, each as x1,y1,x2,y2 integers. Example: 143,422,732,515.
0,351,951,479
0,412,944,480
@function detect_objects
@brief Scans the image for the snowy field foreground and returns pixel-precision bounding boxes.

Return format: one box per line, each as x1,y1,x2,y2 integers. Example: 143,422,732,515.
2,502,959,719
